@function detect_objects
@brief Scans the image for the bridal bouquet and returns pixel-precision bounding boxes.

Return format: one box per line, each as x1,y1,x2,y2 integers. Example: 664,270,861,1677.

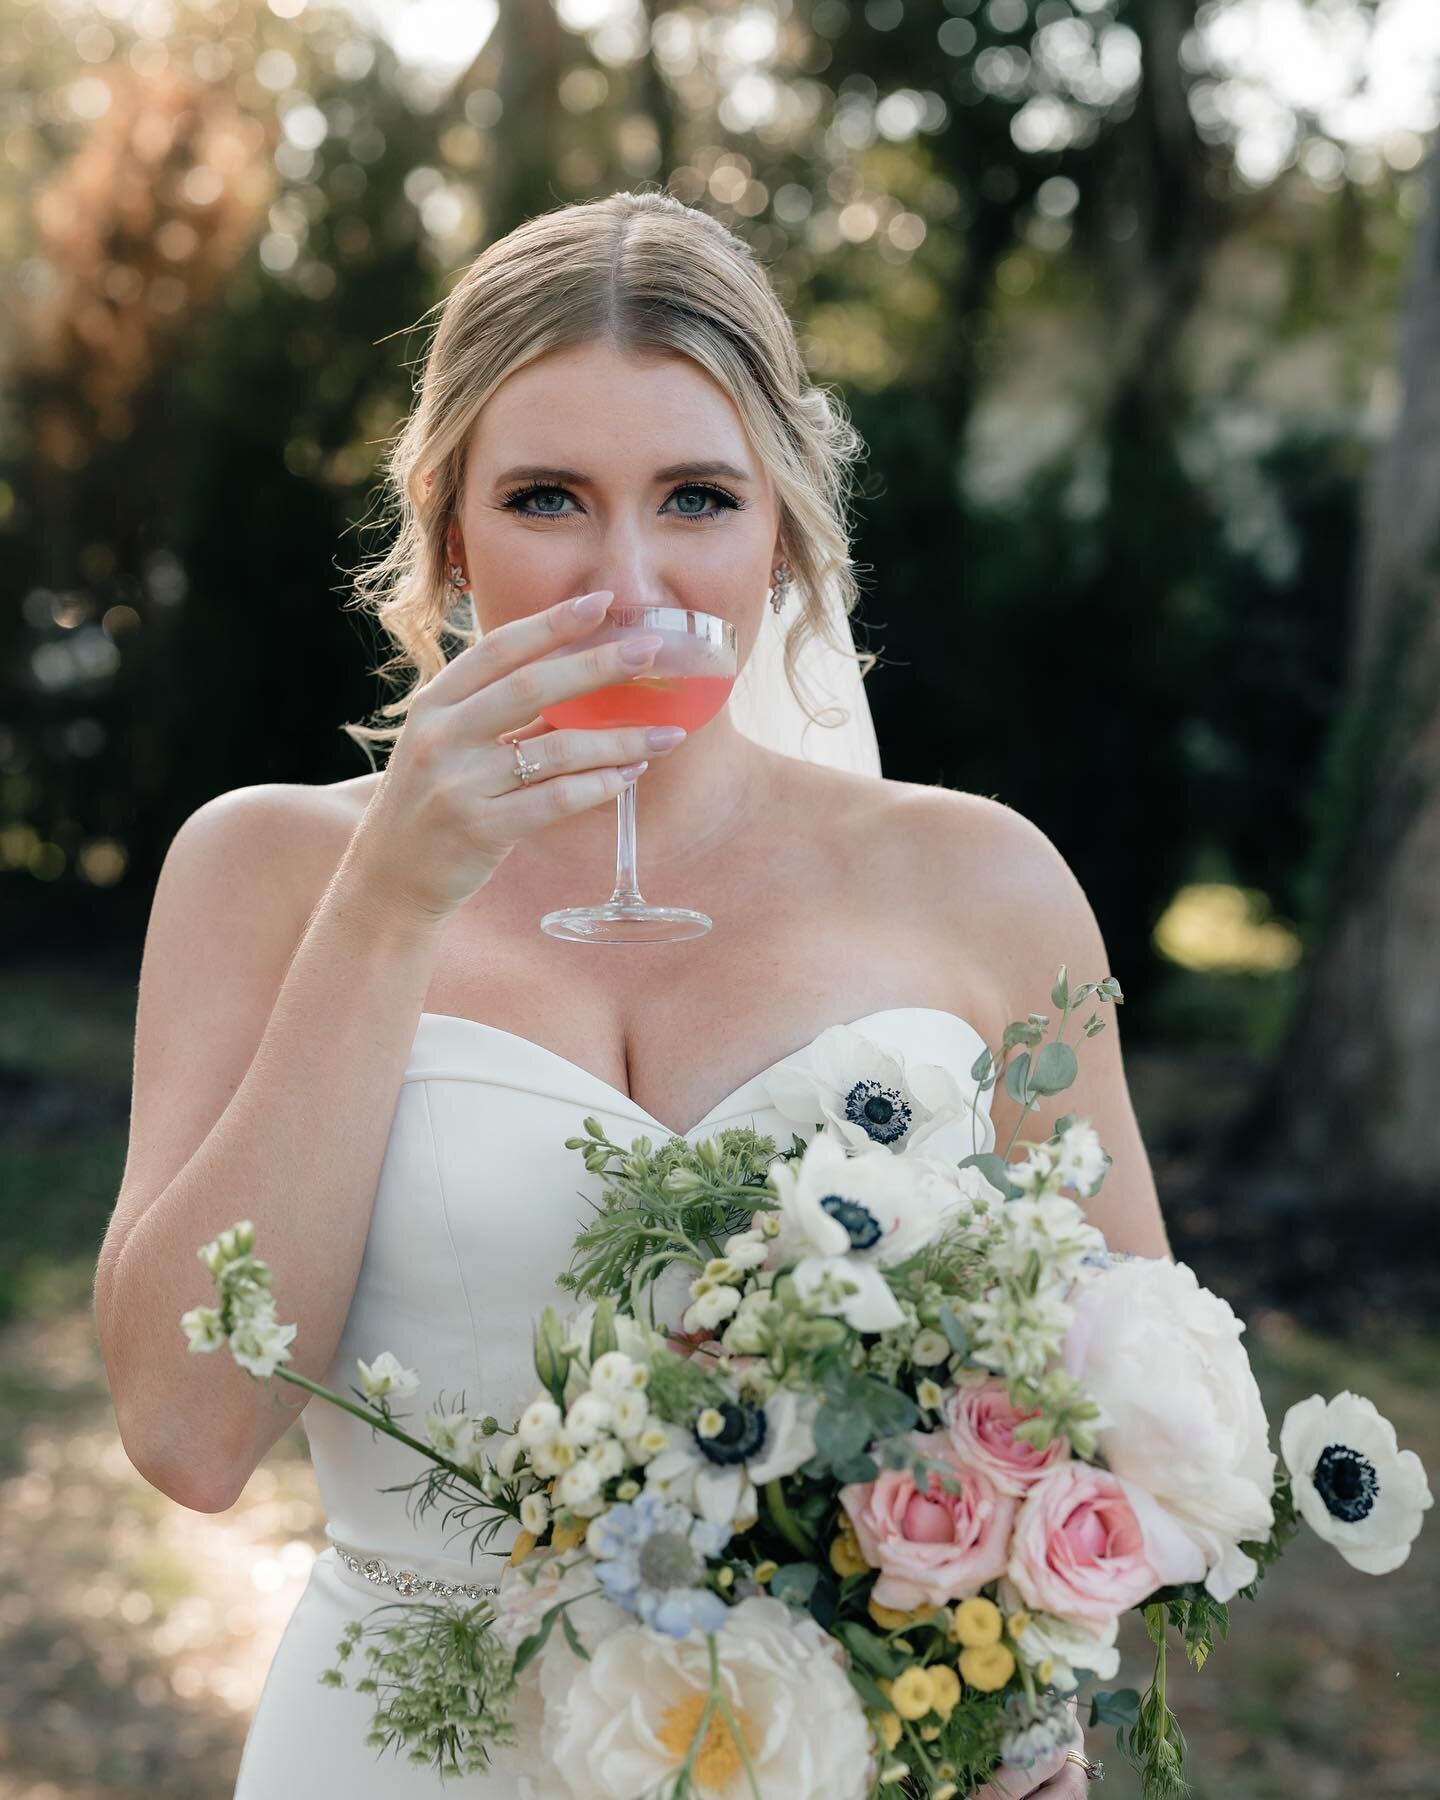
183,969,1432,1799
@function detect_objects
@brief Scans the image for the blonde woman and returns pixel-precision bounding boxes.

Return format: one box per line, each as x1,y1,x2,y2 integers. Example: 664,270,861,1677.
96,190,1162,1795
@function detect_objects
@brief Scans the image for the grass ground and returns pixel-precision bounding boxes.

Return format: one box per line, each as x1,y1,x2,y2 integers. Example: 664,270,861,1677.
1,959,1435,1799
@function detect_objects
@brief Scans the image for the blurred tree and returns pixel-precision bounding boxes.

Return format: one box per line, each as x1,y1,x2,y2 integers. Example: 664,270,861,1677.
1221,141,1440,1199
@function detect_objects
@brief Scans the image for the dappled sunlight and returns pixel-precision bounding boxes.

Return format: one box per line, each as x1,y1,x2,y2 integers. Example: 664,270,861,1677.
0,1308,324,1797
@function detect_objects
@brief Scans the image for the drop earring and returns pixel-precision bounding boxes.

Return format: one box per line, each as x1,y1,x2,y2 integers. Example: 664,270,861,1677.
768,561,794,614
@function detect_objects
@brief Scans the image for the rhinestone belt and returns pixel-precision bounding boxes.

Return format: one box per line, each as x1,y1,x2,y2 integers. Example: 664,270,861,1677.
332,1540,502,1603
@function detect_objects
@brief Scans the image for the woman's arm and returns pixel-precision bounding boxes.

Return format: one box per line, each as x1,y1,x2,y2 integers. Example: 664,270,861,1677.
932,792,1172,1261
94,784,447,1513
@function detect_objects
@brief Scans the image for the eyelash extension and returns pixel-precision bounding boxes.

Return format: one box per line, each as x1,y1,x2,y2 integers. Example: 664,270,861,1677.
498,480,745,522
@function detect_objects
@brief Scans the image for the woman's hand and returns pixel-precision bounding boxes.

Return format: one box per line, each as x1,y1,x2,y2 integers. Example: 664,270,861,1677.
971,1698,1095,1798
349,588,686,924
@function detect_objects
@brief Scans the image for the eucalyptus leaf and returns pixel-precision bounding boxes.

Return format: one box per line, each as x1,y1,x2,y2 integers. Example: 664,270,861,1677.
1031,1040,1079,1095
1004,1049,1033,1105
1089,1688,1142,1728
769,1563,821,1607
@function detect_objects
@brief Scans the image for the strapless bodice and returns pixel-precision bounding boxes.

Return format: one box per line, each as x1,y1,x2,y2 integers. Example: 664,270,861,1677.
302,1006,996,1563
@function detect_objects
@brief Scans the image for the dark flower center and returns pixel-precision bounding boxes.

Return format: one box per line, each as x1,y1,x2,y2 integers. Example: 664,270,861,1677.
637,1530,704,1589
821,1193,884,1250
843,1078,913,1146
694,1401,768,1466
1313,1443,1380,1522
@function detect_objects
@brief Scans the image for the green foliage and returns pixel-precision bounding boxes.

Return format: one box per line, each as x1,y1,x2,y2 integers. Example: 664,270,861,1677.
559,1122,780,1311
321,1601,519,1779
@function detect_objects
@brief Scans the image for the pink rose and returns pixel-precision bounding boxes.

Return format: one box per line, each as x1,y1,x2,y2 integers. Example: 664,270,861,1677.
944,1379,1070,1496
1007,1462,1207,1628
839,1431,1017,1610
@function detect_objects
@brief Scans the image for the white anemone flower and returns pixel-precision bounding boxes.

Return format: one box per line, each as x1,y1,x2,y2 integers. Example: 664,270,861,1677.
1281,1391,1433,1574
643,1387,819,1529
764,1021,994,1157
768,1133,958,1331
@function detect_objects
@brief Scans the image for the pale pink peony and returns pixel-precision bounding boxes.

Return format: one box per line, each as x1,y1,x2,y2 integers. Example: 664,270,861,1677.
1007,1461,1206,1629
944,1378,1070,1497
839,1430,1017,1610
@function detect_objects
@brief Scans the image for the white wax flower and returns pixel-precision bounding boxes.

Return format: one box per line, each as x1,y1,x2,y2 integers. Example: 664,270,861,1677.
180,1305,225,1353
424,1409,480,1466
355,1351,420,1400
228,1312,296,1379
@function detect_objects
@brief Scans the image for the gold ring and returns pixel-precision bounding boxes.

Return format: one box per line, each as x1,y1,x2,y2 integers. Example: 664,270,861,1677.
1064,1751,1105,1781
509,739,541,785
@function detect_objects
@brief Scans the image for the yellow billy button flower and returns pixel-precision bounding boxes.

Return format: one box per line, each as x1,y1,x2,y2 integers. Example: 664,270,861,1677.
889,1665,934,1721
920,1724,942,1742
753,1560,778,1585
875,1711,902,1752
926,1664,962,1720
830,1518,870,1578
508,1529,538,1566
958,1642,1016,1692
868,1596,941,1632
1005,1608,1032,1638
951,1596,1004,1648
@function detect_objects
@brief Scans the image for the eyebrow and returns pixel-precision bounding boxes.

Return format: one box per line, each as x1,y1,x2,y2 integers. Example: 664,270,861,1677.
493,460,754,487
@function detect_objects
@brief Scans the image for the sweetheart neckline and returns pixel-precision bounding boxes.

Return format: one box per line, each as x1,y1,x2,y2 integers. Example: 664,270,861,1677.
412,1005,989,1141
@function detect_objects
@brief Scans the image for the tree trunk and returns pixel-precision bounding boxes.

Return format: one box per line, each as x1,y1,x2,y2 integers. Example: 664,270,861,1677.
1219,147,1440,1197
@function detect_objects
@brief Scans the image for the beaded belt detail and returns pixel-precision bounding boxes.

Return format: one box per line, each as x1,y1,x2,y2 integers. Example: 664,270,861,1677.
332,1540,502,1603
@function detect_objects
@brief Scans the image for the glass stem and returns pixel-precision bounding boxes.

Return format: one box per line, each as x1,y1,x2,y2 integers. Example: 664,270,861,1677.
610,782,644,907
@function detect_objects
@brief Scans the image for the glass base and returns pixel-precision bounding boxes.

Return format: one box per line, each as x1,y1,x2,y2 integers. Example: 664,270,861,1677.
539,900,713,943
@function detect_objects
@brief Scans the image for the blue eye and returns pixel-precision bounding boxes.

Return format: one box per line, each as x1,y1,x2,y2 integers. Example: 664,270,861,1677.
499,482,743,523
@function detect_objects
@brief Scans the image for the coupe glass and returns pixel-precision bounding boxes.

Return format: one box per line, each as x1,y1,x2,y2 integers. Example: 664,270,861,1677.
534,604,738,943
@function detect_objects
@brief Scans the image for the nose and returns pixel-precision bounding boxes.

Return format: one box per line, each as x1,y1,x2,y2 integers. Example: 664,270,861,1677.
591,517,671,613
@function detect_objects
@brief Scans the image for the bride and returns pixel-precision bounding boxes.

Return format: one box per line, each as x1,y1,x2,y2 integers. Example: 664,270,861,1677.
94,189,1165,1796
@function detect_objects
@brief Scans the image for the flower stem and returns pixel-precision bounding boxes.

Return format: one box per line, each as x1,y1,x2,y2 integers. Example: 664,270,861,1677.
763,1479,816,1559
274,1369,481,1491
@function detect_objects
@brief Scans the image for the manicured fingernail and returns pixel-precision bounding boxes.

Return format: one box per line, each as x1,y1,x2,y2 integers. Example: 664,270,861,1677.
571,590,613,620
646,726,687,749
618,761,648,780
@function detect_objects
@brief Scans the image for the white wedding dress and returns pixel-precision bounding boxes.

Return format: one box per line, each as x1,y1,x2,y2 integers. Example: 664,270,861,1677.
233,1004,997,1797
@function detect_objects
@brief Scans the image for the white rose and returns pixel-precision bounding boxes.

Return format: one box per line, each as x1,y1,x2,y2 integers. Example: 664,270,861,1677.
1281,1391,1433,1574
542,1595,873,1799
355,1350,420,1401
1063,1258,1276,1600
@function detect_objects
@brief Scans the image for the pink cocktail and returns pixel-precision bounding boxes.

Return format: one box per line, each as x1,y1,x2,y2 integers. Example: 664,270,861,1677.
533,605,738,943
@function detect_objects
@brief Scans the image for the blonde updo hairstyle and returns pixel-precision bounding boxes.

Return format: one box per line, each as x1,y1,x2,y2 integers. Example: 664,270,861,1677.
342,188,875,767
